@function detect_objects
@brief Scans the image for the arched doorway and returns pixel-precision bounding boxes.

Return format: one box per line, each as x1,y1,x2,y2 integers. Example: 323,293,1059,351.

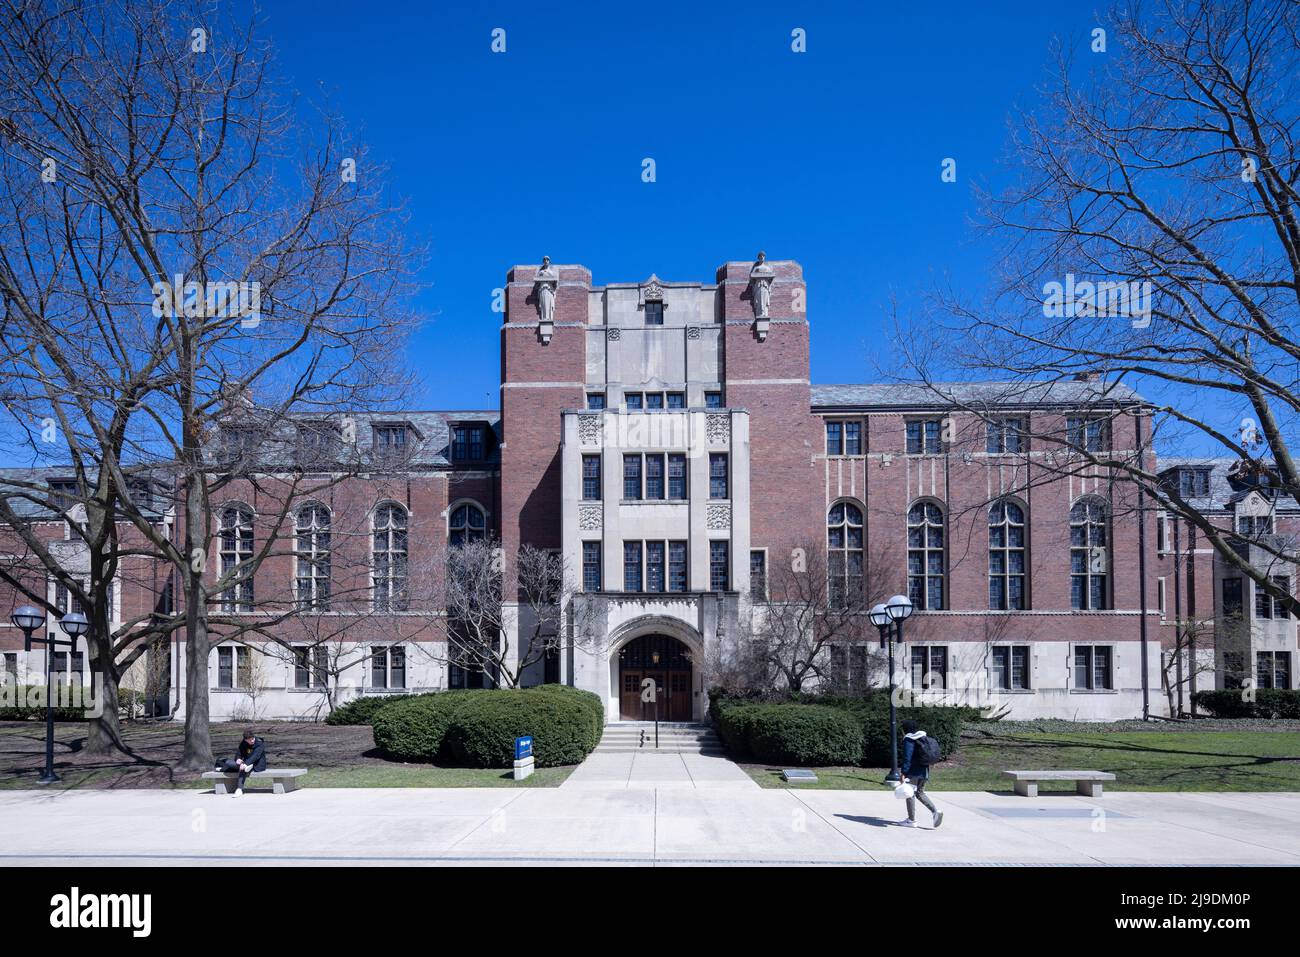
617,634,693,721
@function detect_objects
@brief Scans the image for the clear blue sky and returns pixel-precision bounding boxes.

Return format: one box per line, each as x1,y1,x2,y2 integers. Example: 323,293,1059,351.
265,0,1101,410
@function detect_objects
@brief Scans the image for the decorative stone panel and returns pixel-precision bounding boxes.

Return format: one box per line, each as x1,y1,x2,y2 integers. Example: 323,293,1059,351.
686,326,700,340
578,504,603,531
607,328,621,342
706,413,730,445
706,503,731,530
578,414,602,445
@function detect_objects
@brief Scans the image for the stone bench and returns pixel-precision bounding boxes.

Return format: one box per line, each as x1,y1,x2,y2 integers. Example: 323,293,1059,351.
1002,770,1115,797
201,769,308,795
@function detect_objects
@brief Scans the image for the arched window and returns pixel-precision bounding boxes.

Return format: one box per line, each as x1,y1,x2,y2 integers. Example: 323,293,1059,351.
219,505,254,613
295,504,331,610
1070,498,1109,610
827,502,864,606
449,503,486,546
907,502,945,610
373,503,408,612
989,500,1026,610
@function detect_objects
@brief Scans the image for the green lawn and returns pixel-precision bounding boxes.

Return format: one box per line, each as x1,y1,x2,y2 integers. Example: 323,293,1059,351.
745,729,1300,791
0,720,574,789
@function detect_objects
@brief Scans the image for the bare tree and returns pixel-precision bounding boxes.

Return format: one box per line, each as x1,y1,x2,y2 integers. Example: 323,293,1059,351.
1161,614,1217,717
897,1,1300,618
0,0,422,767
437,539,570,689
742,540,884,694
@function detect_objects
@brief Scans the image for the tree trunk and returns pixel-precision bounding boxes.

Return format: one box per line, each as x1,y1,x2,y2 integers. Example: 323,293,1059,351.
85,668,127,755
179,478,213,771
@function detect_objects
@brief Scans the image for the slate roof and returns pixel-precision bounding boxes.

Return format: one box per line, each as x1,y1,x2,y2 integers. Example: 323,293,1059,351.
811,380,1144,410
1154,457,1297,514
0,467,173,520
214,409,503,469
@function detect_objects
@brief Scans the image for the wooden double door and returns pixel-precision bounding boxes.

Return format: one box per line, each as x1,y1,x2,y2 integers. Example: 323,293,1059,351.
618,634,693,721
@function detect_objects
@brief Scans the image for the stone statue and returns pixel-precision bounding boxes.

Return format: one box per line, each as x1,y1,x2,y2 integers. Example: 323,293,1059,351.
535,256,558,324
749,251,774,319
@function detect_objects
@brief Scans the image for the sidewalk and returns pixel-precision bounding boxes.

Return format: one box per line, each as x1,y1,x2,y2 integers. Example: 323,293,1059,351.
561,751,758,789
3,787,1299,866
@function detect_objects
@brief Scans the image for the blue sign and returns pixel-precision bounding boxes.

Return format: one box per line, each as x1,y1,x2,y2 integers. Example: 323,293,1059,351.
515,735,533,761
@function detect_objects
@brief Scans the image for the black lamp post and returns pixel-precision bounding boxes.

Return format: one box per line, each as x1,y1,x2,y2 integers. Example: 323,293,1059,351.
870,593,914,784
650,650,661,748
11,606,86,784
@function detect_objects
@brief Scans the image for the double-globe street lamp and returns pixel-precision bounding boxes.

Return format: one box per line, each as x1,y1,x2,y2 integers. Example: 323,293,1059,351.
868,593,914,784
10,605,90,784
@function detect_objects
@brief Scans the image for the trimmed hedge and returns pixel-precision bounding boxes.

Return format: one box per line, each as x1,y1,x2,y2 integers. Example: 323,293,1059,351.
524,684,605,753
446,687,599,768
367,685,606,767
1192,689,1300,719
813,693,964,766
715,702,764,759
747,704,863,765
325,693,415,726
710,689,968,767
370,692,472,761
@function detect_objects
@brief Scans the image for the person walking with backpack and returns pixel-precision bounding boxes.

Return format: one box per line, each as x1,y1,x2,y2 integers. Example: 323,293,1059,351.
898,719,944,829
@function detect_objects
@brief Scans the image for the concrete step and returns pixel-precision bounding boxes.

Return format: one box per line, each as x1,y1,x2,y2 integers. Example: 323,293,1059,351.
594,723,727,754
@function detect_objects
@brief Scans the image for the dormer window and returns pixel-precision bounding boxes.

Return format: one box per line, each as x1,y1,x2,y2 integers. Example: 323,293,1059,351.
127,479,154,510
1178,468,1211,498
297,421,341,466
373,424,409,460
451,425,486,462
645,301,664,325
48,479,78,510
220,427,262,462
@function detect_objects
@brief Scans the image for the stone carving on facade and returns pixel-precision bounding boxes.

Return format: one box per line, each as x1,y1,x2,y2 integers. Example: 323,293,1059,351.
639,274,665,307
686,326,700,340
706,412,730,445
578,414,602,445
748,250,775,341
706,503,731,530
607,327,621,342
578,503,603,531
534,255,559,344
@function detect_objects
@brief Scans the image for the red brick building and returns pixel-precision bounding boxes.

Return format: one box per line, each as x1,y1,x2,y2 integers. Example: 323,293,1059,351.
2,258,1295,722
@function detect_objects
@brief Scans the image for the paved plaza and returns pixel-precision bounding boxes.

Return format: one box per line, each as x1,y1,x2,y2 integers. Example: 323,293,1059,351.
3,783,1298,866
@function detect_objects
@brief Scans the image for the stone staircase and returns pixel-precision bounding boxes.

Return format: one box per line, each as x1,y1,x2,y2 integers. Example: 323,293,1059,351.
594,721,727,755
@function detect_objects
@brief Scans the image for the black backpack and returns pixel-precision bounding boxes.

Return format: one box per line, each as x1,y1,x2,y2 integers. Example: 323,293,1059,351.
912,734,941,768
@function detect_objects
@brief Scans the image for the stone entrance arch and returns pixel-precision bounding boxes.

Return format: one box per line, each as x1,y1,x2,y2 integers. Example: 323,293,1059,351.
607,616,707,722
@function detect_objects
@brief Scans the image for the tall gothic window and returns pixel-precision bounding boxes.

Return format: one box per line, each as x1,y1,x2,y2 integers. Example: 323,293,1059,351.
988,500,1027,610
219,505,254,613
827,502,864,607
373,503,409,611
449,503,486,546
907,502,945,610
295,504,332,610
1070,497,1109,610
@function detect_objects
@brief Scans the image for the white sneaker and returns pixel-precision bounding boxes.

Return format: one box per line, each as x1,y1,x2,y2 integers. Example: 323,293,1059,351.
898,818,916,827
233,789,243,797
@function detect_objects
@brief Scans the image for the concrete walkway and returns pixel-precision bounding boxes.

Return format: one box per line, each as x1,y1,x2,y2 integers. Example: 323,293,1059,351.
562,751,758,789
3,787,1299,866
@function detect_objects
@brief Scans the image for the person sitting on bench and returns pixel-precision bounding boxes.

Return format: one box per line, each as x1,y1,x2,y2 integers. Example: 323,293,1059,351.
215,730,267,797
